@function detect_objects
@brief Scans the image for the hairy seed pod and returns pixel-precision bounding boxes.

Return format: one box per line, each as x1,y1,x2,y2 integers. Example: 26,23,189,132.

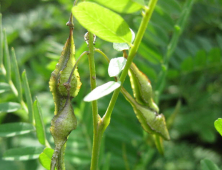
128,63,159,113
121,88,170,140
49,29,81,115
50,97,77,146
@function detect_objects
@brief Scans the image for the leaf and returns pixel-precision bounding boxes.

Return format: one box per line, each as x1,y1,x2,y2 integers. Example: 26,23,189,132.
0,82,10,93
33,99,46,145
108,57,127,77
3,29,11,82
90,0,143,13
138,42,162,64
3,146,45,161
39,148,54,170
72,2,132,43
200,159,220,170
0,122,34,137
84,81,121,102
113,29,135,51
208,48,221,64
11,48,23,102
214,118,222,136
132,0,145,6
22,70,34,124
181,57,193,72
0,102,21,113
144,21,169,46
194,50,207,68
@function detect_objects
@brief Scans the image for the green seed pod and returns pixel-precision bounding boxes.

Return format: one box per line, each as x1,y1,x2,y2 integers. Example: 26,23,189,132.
121,88,170,140
128,63,159,112
49,29,82,115
50,97,77,145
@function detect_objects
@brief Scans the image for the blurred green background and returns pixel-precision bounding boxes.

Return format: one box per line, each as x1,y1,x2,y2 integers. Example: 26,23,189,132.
0,0,222,170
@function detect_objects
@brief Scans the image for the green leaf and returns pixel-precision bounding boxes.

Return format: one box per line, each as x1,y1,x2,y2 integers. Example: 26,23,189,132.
0,122,34,137
207,48,221,64
138,42,162,64
33,99,46,145
132,0,145,6
0,102,20,113
22,70,34,124
0,14,3,66
90,0,143,13
72,2,132,43
214,118,222,136
113,29,135,51
3,146,45,161
11,48,23,102
0,82,10,93
194,50,207,68
144,22,169,46
200,159,220,170
84,81,121,102
181,57,193,72
39,148,54,170
108,57,127,77
3,29,11,82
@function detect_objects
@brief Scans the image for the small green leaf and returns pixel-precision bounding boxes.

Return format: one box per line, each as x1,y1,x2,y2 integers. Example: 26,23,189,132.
113,29,135,51
72,2,132,43
39,148,54,170
194,50,206,68
3,29,11,82
214,118,222,136
108,57,127,77
0,102,20,113
200,159,220,170
0,122,34,137
3,146,45,161
90,0,143,13
181,57,193,72
33,99,46,145
84,81,121,102
208,48,221,64
11,48,23,102
22,70,34,124
0,82,10,93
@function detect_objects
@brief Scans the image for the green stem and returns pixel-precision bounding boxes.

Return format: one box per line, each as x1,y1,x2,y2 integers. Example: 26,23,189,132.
102,0,158,129
155,0,194,102
87,31,101,170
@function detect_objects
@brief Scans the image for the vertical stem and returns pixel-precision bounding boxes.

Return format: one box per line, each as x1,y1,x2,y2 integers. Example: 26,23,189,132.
87,31,101,170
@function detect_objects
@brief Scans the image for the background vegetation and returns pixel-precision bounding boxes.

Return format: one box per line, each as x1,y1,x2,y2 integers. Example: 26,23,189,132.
0,0,222,170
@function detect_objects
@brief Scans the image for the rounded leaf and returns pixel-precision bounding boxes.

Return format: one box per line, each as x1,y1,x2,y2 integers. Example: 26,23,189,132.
108,57,127,77
84,81,121,102
214,118,222,136
72,2,132,43
90,0,143,13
